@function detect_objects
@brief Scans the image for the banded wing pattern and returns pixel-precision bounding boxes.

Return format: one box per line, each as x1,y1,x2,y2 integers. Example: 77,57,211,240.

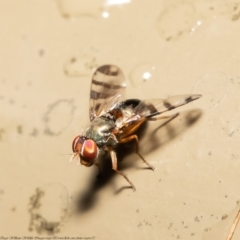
117,94,202,128
89,65,126,122
143,94,201,118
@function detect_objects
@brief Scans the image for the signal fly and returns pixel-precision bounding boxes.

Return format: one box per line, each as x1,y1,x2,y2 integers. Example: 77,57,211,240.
71,65,201,191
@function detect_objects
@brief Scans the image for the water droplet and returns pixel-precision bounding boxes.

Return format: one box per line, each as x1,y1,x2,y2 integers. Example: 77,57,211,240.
155,2,196,41
43,99,75,136
129,63,156,88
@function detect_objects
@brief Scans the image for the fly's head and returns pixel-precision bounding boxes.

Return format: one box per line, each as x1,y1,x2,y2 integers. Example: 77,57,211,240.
71,135,99,167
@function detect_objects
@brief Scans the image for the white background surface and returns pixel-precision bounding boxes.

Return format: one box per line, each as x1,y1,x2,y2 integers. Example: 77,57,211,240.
1,0,240,239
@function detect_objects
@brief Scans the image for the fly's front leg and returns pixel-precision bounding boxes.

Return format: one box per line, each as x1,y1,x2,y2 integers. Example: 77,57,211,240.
109,148,136,191
120,135,155,171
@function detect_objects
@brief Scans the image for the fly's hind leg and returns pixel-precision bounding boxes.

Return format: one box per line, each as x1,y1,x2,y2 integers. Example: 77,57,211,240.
109,148,136,191
119,135,155,171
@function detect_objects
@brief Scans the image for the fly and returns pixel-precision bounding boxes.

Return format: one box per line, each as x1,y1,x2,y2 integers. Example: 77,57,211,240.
71,65,201,191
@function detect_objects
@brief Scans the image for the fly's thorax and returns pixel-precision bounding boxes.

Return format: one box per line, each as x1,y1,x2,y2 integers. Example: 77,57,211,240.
86,116,116,148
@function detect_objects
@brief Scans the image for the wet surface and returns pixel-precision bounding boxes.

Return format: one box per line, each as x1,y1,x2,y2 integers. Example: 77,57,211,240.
0,0,240,239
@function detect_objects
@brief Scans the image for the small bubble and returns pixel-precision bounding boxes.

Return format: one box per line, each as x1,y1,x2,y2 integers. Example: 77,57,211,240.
102,11,109,18
129,63,155,88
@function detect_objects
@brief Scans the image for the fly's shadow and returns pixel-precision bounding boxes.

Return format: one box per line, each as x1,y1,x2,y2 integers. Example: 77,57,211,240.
139,108,203,156
74,121,148,213
75,108,202,213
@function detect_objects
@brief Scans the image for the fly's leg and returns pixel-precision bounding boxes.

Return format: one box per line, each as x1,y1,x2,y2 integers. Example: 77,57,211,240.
119,135,155,171
147,112,179,121
109,148,136,191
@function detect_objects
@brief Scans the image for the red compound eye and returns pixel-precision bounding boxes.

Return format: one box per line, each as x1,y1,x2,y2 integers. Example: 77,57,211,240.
72,135,82,153
81,139,98,162
71,136,98,167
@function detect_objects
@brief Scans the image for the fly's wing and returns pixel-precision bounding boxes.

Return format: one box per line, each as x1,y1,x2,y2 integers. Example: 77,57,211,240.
142,94,202,119
89,65,126,121
119,94,202,125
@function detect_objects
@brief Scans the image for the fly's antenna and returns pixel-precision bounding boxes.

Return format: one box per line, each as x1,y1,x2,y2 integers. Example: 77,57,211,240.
69,152,80,165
